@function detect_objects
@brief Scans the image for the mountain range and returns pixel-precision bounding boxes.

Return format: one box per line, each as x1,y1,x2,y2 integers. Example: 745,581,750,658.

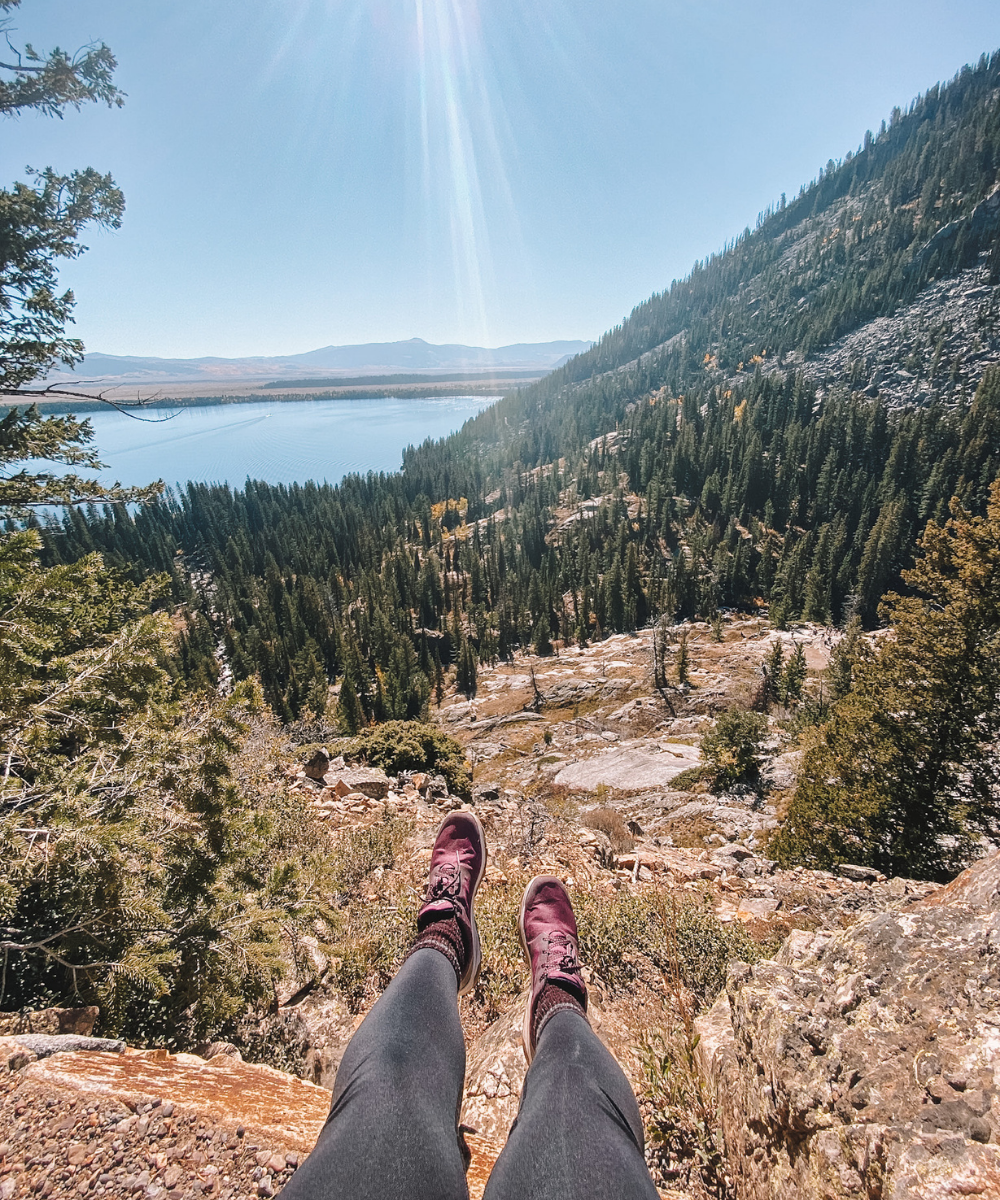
46,338,592,388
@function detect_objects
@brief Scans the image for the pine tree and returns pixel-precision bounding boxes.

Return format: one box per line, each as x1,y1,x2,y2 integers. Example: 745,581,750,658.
763,639,785,705
773,477,1000,880
701,709,769,790
532,613,553,656
675,631,690,685
336,673,365,734
827,611,863,700
455,636,478,699
780,642,807,705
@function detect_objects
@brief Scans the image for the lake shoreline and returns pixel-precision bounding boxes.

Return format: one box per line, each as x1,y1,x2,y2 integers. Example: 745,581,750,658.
4,382,510,417
17,394,496,490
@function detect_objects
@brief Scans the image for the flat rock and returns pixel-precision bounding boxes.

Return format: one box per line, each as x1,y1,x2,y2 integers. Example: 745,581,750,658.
665,800,714,821
326,766,391,799
13,1034,125,1058
554,743,700,791
837,862,882,883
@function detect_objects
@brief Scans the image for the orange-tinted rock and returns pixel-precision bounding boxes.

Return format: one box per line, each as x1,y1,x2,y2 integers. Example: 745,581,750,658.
0,1045,504,1200
1,1048,331,1199
25,1048,330,1152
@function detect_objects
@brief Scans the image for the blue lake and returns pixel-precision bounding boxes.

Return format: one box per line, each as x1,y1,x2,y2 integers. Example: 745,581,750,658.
64,395,497,490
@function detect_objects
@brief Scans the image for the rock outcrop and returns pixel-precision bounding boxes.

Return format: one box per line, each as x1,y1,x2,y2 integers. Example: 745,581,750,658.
0,1042,503,1200
801,263,1000,409
0,1046,331,1199
697,849,1000,1199
0,1007,98,1038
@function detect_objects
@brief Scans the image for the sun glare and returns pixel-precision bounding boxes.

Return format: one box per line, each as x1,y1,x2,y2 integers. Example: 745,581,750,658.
410,0,519,345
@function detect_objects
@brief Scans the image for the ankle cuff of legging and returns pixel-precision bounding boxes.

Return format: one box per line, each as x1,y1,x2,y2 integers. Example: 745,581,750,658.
406,927,463,986
534,989,587,1047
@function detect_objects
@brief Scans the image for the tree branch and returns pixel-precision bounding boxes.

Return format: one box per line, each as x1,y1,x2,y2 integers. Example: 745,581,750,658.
1,383,178,423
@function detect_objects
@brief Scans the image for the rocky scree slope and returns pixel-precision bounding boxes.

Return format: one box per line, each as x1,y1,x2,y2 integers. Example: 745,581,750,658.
464,56,1000,483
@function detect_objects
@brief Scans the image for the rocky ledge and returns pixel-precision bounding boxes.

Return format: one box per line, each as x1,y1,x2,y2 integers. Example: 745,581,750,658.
697,849,1000,1199
0,1040,501,1200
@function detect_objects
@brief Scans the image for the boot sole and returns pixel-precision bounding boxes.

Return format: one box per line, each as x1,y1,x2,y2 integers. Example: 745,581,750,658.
456,810,487,998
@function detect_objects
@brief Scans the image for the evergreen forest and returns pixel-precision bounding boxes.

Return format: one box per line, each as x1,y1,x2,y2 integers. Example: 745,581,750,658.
5,22,1000,1038
33,51,1000,721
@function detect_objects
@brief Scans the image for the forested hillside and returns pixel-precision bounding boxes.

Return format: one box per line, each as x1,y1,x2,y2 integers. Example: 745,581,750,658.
41,367,1000,723
33,51,1000,725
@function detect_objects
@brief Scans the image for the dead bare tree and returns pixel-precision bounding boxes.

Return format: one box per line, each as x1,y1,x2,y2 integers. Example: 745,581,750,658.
652,616,677,716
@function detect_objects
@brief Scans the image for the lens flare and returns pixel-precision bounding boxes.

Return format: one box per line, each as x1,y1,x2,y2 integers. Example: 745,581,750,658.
411,0,521,345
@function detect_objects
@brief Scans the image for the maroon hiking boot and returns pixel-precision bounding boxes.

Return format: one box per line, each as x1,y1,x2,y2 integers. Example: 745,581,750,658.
519,874,588,1063
413,811,487,995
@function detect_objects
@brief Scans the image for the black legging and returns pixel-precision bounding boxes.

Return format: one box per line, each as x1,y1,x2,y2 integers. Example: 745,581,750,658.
279,948,658,1200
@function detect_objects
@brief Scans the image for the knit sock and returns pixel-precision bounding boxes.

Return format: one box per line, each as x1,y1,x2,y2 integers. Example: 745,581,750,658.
407,915,466,986
533,980,587,1045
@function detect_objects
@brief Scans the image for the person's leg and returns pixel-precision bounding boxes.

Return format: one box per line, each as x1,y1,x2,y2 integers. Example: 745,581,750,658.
279,947,469,1200
483,1008,658,1200
483,875,658,1200
280,812,487,1200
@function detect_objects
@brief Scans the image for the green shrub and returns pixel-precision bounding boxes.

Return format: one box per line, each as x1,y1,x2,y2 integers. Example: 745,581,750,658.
338,721,472,797
326,879,768,1018
330,815,410,897
700,709,768,790
575,890,768,1003
471,881,526,1021
667,764,714,792
671,901,768,1003
574,890,655,987
331,893,417,1012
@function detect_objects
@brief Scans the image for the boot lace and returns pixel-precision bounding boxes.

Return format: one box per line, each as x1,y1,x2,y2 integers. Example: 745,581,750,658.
545,931,581,976
427,856,462,902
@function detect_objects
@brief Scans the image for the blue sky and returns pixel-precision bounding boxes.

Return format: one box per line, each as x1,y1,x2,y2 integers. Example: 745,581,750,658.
3,1,999,358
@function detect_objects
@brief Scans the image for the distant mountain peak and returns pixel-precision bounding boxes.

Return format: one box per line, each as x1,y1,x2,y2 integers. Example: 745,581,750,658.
47,338,593,388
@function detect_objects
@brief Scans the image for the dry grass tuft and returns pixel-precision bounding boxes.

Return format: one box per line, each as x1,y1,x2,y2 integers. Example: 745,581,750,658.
582,805,635,853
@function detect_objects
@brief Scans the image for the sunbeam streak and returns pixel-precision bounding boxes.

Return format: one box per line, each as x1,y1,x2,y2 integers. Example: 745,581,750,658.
410,0,514,345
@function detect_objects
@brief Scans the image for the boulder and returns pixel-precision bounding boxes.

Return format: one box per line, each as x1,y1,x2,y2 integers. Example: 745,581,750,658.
657,848,723,882
0,1036,36,1074
616,850,666,874
270,984,358,1090
837,862,883,883
697,849,1000,1199
0,1005,97,1037
303,747,332,781
328,766,391,799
